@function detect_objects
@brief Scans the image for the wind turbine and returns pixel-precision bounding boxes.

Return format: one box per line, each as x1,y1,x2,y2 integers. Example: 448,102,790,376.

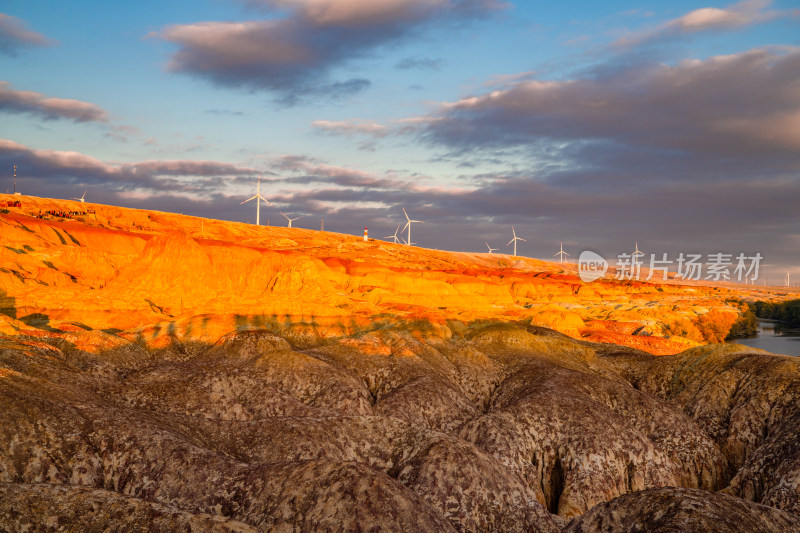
281,211,302,228
507,226,526,256
240,176,271,226
385,225,402,243
632,241,645,258
485,242,497,254
72,190,87,203
554,241,569,263
402,208,423,246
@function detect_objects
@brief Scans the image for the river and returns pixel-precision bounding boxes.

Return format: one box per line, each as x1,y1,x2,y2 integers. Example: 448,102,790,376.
727,319,800,357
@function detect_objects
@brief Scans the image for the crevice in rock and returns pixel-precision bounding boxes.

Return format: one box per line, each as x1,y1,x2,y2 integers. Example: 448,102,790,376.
626,460,635,492
547,453,564,515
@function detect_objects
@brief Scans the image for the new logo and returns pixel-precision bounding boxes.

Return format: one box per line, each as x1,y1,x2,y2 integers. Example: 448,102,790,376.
579,250,608,283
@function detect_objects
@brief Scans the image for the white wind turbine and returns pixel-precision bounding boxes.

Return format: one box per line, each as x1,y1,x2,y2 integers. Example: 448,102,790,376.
507,226,526,256
485,242,497,254
632,241,645,259
402,208,423,246
240,176,272,225
385,225,402,243
554,241,569,263
281,211,303,228
72,190,87,203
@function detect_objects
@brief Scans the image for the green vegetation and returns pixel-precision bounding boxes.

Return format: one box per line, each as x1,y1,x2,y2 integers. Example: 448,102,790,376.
22,244,34,251
662,299,758,343
4,246,26,255
752,300,800,329
726,308,759,339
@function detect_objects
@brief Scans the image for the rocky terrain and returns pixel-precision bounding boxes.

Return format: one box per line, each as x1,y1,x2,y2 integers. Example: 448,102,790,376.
1,325,800,531
2,195,800,531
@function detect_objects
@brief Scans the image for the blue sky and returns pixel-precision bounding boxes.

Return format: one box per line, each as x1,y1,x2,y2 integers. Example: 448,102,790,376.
1,1,799,283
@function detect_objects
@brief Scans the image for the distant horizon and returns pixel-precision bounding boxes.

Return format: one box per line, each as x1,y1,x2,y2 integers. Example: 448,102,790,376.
1,1,798,278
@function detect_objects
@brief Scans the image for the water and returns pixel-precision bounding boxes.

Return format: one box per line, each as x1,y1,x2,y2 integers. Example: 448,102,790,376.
727,319,800,357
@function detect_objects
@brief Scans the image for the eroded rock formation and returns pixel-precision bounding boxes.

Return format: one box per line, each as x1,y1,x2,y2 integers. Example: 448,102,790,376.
1,324,798,531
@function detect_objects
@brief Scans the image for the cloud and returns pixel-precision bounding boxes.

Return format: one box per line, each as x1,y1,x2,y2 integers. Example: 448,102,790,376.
155,0,504,101
311,119,389,137
422,47,800,162
0,81,109,123
614,0,794,47
394,56,445,70
0,138,259,196
0,13,55,56
205,109,245,116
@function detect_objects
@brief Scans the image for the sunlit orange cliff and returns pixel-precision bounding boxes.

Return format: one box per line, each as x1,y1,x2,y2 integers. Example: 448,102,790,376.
1,193,790,354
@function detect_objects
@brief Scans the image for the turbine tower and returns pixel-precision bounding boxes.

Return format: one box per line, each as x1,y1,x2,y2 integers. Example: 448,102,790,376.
485,242,497,254
281,211,302,228
72,190,87,203
385,225,402,243
554,241,569,263
507,226,526,256
402,208,423,246
240,176,271,226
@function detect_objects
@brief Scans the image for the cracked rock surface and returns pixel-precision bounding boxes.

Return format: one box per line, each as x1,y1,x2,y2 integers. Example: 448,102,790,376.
1,325,798,531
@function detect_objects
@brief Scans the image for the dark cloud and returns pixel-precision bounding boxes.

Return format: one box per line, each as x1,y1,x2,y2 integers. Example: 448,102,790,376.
423,47,800,162
0,81,109,123
155,0,504,101
0,138,258,194
0,13,55,56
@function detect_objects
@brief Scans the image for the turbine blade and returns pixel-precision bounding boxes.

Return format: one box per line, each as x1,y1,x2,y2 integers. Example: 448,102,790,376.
507,239,514,246
241,195,257,204
403,208,410,221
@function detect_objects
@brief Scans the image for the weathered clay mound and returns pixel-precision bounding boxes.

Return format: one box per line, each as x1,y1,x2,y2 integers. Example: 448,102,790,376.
0,483,259,532
0,325,799,531
564,487,800,533
602,343,800,513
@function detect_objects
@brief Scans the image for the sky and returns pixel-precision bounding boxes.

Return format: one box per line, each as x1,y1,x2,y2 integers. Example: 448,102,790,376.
1,0,799,284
